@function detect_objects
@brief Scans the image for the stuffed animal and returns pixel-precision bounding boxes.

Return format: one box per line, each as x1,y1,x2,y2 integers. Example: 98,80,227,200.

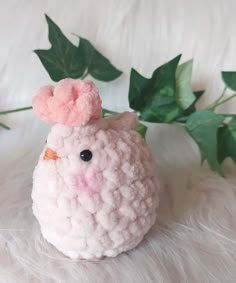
32,79,159,260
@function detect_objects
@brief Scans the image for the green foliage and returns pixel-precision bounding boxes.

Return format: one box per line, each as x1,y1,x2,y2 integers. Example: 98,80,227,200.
176,59,196,109
35,15,86,81
128,55,183,123
34,15,122,82
186,111,225,175
183,90,204,116
137,122,148,139
6,15,236,176
78,38,122,81
127,52,236,174
218,118,236,164
222,72,236,91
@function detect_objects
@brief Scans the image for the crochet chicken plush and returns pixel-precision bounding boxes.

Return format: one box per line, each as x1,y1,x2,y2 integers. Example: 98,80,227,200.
32,79,159,260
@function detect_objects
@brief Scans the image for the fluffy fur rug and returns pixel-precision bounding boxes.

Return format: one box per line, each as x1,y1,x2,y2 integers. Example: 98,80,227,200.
1,0,236,282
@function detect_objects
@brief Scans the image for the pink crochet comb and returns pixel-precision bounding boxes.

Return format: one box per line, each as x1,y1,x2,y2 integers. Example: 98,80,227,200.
33,79,102,126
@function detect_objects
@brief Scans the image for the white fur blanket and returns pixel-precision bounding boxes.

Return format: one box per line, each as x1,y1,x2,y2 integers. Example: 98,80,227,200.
1,0,236,282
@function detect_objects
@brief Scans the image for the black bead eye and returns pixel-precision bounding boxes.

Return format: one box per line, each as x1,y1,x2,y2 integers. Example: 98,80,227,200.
80,149,93,162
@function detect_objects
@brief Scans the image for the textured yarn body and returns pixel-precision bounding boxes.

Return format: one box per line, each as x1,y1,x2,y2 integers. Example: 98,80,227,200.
32,118,159,260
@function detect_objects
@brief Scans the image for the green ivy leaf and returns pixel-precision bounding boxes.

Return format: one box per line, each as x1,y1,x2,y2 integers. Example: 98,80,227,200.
183,90,205,116
218,118,236,164
176,59,196,109
186,110,225,174
128,68,149,111
137,122,148,139
34,15,122,82
128,55,183,123
79,38,122,81
222,72,236,91
194,90,205,100
35,15,86,81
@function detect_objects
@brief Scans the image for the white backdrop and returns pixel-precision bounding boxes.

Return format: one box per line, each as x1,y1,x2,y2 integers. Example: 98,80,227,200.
1,0,236,282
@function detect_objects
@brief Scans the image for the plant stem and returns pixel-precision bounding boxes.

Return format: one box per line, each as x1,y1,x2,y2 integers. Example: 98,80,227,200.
0,106,32,115
206,86,227,110
212,93,236,109
81,70,89,80
221,113,236,117
0,122,10,130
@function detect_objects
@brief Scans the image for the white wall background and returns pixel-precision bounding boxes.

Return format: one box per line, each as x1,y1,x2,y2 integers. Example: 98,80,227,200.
1,0,236,282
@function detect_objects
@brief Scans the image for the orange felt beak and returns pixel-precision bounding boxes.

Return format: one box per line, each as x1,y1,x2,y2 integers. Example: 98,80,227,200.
43,147,59,160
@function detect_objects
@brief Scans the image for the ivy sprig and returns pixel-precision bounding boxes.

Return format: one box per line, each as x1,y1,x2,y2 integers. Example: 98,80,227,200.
34,15,122,82
3,14,236,177
33,15,147,138
128,58,236,175
0,15,123,130
28,15,236,175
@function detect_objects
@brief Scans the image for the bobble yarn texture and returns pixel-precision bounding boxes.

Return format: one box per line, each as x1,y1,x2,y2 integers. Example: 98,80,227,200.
32,79,159,260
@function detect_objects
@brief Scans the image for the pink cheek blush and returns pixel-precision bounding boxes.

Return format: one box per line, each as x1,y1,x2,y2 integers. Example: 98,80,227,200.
70,174,100,194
